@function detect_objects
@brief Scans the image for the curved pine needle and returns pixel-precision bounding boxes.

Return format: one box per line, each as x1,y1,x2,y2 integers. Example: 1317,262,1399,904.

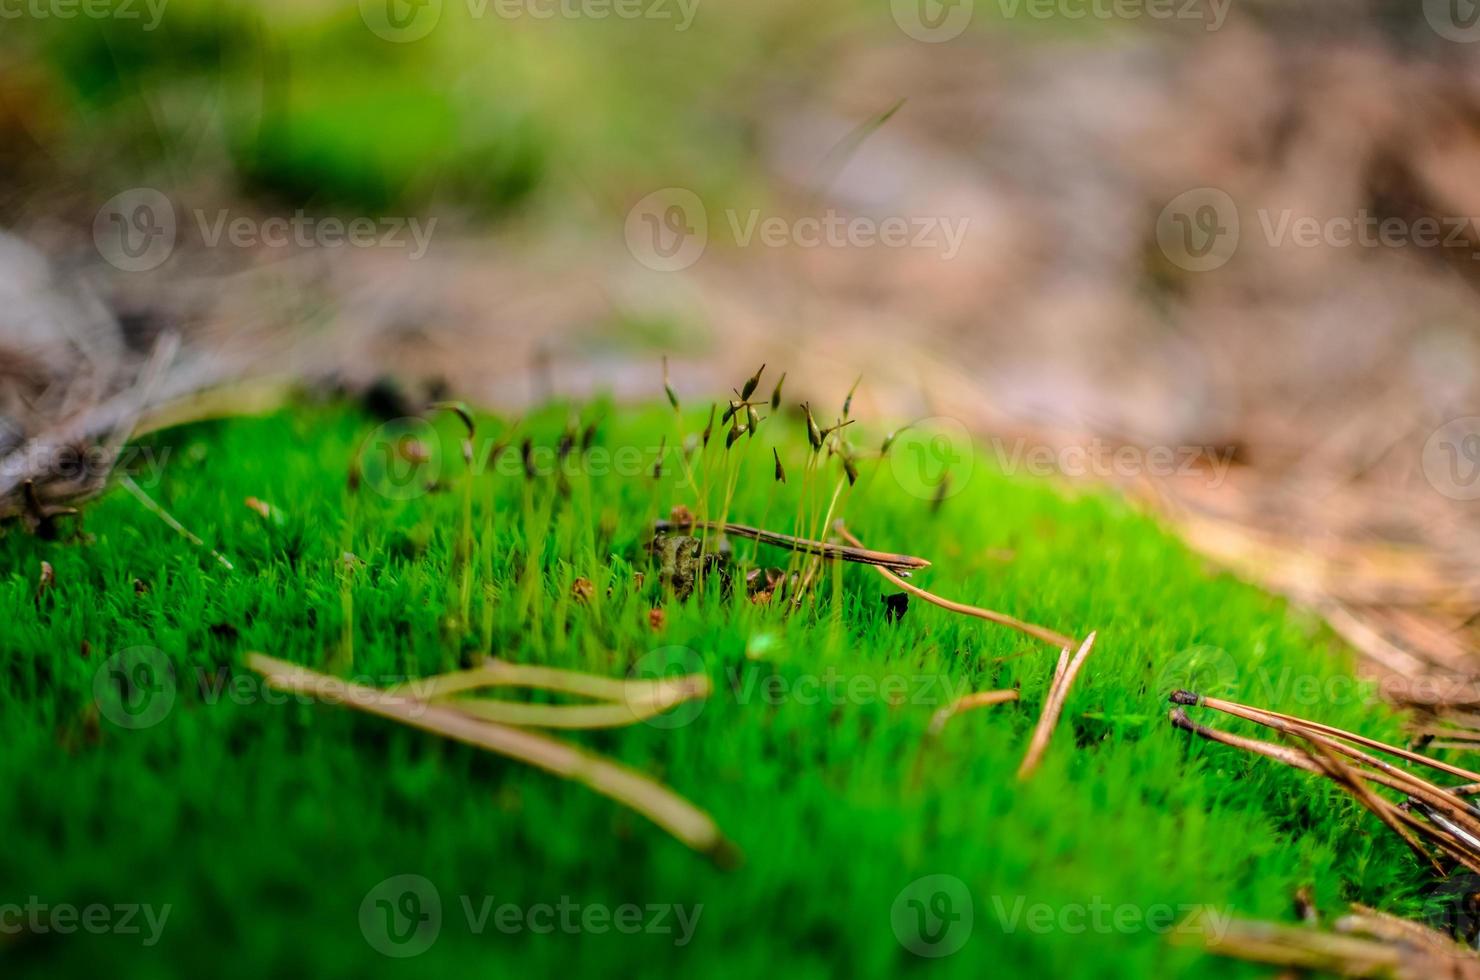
928,689,1019,736
446,675,711,730
247,654,732,861
393,660,695,703
835,522,1075,648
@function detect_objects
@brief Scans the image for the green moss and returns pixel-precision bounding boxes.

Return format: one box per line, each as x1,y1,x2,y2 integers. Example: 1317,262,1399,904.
0,400,1437,978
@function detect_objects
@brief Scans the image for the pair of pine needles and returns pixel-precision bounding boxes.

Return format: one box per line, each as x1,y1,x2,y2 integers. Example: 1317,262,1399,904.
247,653,732,863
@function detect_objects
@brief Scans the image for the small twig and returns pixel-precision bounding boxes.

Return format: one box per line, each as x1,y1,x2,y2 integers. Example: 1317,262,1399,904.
120,474,233,570
655,518,929,573
835,522,1075,648
1018,632,1098,780
928,688,1019,736
248,654,733,861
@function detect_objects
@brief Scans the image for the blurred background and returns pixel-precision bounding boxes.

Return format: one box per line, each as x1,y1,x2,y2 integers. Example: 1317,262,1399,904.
5,0,1480,689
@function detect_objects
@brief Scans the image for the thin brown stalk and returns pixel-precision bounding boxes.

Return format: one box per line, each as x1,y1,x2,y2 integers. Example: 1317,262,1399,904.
1017,633,1097,780
835,522,1076,648
655,518,929,573
928,689,1019,736
248,654,732,861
